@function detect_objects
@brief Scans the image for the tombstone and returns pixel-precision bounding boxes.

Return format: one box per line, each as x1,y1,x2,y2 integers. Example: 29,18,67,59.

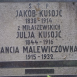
0,0,77,77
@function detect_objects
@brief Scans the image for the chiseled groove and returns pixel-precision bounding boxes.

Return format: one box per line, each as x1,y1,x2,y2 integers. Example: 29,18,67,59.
1,75,77,77
0,60,77,68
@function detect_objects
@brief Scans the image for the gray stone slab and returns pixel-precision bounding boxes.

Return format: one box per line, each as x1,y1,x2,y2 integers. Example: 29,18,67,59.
0,2,77,76
0,2,77,61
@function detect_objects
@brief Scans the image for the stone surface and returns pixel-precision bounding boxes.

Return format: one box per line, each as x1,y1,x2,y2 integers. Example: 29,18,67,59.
0,2,77,61
0,2,77,76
